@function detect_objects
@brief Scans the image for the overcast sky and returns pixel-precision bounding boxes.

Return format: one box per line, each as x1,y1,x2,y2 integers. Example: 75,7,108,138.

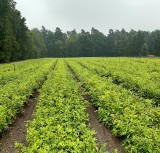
15,0,160,35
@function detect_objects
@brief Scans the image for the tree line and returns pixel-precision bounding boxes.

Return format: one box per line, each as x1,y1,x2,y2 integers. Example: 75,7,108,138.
41,27,160,57
0,0,160,63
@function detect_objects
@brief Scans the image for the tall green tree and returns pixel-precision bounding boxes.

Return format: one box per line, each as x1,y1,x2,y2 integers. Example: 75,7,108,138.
0,0,18,62
154,32,160,56
65,29,79,57
0,0,30,62
30,28,47,58
77,29,92,57
91,27,107,56
41,26,55,57
53,27,67,57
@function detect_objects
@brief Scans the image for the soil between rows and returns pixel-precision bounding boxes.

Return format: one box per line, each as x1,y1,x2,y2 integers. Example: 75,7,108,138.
86,101,123,152
0,92,39,153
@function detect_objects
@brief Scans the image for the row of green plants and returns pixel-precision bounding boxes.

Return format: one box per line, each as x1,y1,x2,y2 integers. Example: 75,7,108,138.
16,60,106,153
0,59,34,72
0,59,48,87
78,58,160,105
0,59,55,134
67,59,160,153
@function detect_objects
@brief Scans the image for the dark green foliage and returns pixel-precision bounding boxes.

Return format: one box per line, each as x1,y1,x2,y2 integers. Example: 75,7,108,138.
41,26,160,58
154,31,160,56
41,26,67,57
0,0,47,63
30,28,47,58
65,29,79,57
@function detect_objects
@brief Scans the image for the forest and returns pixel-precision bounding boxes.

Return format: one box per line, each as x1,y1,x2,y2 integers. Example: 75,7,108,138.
0,0,160,63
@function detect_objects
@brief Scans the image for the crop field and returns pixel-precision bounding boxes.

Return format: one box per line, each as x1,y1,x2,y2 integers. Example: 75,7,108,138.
0,58,160,153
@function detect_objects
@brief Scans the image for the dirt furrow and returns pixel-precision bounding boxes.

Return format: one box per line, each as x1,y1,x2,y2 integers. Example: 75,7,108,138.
67,64,124,153
86,100,123,153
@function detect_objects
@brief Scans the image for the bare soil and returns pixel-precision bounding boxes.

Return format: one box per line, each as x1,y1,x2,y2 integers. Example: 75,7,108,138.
68,64,124,153
0,92,39,153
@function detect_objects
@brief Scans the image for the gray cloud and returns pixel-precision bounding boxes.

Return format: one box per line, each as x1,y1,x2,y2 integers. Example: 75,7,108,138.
15,0,160,34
